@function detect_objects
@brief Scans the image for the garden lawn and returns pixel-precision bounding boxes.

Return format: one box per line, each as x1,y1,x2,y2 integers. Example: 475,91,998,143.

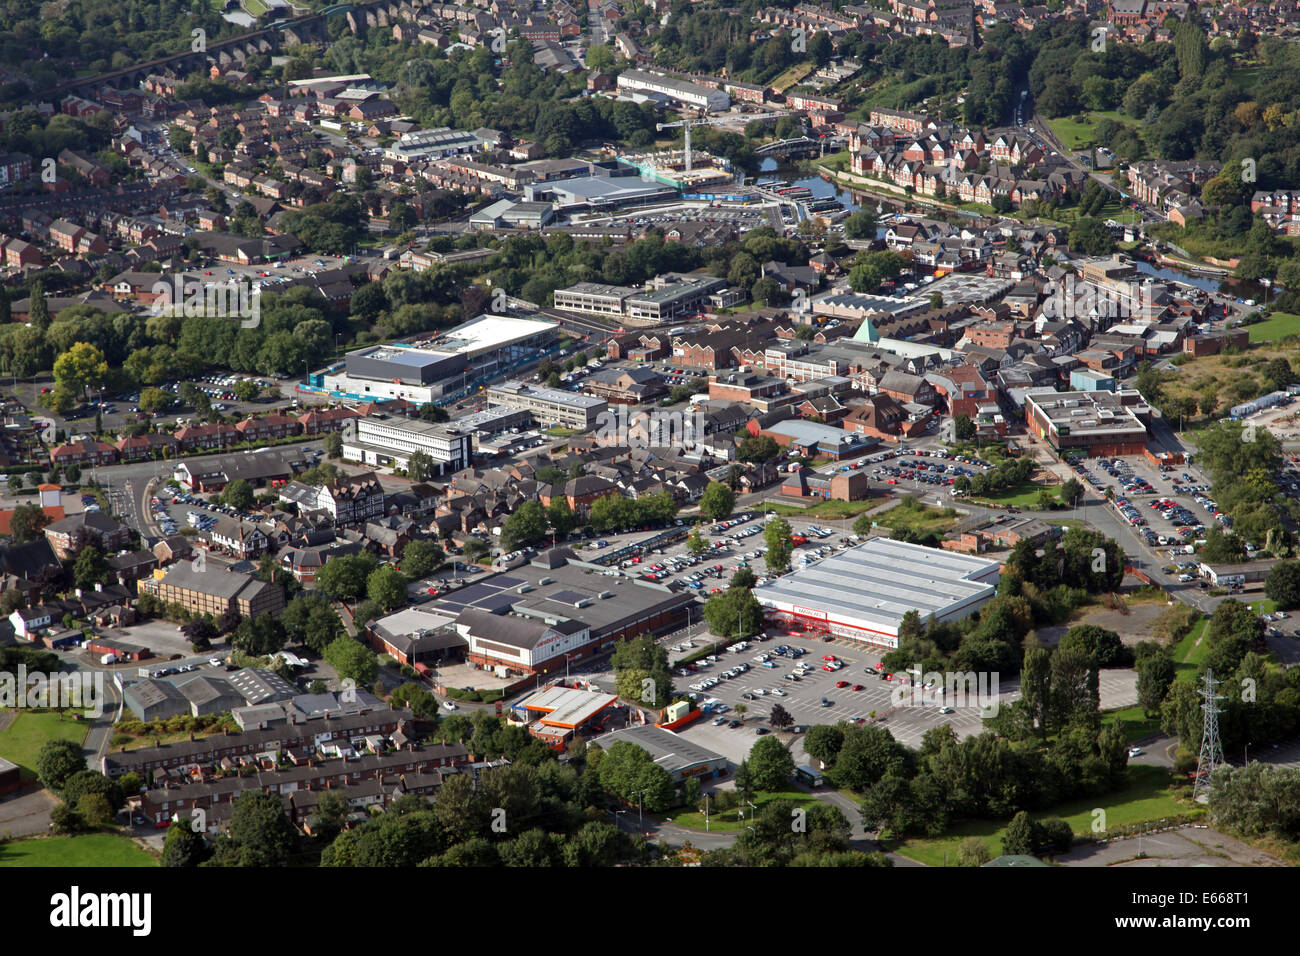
0,834,158,867
0,709,89,781
892,766,1192,865
667,789,823,832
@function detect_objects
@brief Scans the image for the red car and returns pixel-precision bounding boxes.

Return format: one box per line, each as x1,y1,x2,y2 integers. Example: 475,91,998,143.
822,663,837,672
852,684,865,691
822,654,837,661
835,680,849,688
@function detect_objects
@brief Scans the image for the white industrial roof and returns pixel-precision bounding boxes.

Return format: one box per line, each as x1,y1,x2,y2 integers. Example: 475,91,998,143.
753,537,1000,639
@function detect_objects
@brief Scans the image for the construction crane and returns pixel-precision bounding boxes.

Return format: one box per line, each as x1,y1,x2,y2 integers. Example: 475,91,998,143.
656,111,780,172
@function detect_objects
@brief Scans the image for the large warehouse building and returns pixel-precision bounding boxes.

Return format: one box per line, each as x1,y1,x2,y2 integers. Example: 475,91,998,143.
753,537,1001,648
318,314,558,404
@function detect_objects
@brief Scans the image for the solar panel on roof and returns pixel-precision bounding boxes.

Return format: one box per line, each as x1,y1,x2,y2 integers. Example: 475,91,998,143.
494,576,525,588
455,584,496,603
480,594,516,612
548,589,588,606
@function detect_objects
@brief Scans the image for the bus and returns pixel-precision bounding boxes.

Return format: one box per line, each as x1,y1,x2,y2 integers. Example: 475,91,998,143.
795,765,824,787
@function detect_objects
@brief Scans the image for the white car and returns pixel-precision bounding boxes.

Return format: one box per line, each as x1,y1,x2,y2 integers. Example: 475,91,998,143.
441,699,457,711
752,688,767,696
771,688,787,697
939,706,954,715
1128,747,1144,757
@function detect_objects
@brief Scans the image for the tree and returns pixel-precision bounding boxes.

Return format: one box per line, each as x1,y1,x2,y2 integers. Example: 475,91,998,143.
953,414,975,442
322,431,343,459
804,724,845,767
737,434,779,463
222,479,255,512
36,738,86,792
72,545,109,590
597,741,675,812
52,342,109,400
407,450,435,482
9,502,52,542
698,481,735,521
231,614,286,657
702,586,764,639
844,209,877,240
280,594,343,655
315,553,379,602
1265,561,1300,610
748,735,795,790
308,789,352,841
956,836,992,866
1002,810,1037,856
1060,478,1084,507
220,791,300,866
764,516,793,572
770,703,794,730
1137,652,1176,718
730,566,757,590
400,539,444,580
501,500,549,551
62,770,123,813
163,817,211,867
78,792,113,827
324,635,379,686
686,525,707,555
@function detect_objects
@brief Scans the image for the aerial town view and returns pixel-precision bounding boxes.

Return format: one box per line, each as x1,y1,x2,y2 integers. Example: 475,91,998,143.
0,0,1294,917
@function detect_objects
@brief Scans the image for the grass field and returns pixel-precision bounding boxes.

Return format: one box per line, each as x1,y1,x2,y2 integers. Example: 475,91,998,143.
1158,343,1300,416
0,834,158,867
1173,617,1209,683
892,766,1193,865
244,0,269,14
1247,313,1300,343
967,481,1061,509
667,789,823,832
869,499,959,537
1102,704,1163,743
0,709,89,781
1044,111,1141,152
770,63,815,93
767,496,886,521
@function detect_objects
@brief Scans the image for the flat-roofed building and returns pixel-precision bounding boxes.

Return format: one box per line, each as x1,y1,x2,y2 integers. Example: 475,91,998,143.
485,381,607,429
341,417,473,475
553,282,634,317
616,70,730,111
1024,388,1151,458
753,537,1001,648
416,548,695,679
515,684,620,748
